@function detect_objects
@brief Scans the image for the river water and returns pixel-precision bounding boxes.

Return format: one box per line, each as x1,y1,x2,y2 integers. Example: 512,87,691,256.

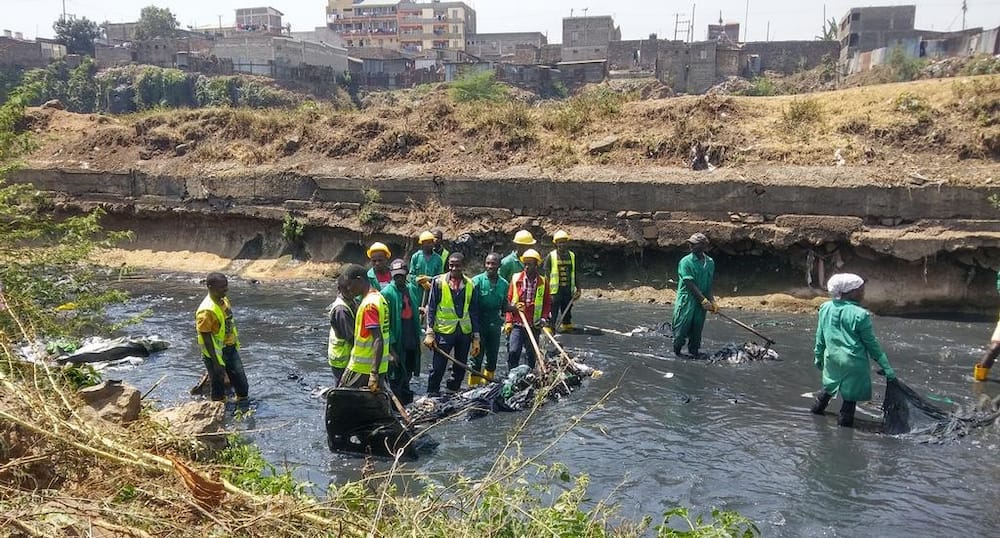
104,275,1000,537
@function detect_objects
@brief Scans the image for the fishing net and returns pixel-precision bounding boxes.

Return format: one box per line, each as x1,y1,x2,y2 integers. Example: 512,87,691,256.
883,379,1000,442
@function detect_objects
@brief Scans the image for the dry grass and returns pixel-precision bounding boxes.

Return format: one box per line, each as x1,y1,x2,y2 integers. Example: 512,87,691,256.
26,74,1000,178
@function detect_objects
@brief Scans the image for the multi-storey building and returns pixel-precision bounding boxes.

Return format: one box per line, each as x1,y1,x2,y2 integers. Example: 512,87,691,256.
326,0,475,53
561,15,621,62
235,6,284,34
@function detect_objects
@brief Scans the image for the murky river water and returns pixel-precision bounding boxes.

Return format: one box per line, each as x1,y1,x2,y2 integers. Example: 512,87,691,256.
104,275,1000,537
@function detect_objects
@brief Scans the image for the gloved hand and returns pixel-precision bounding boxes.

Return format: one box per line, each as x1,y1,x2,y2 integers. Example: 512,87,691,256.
879,366,897,382
537,318,549,328
423,332,436,349
470,336,481,357
367,374,379,392
701,298,718,313
502,322,513,336
515,301,526,312
416,275,431,290
388,352,398,364
573,288,581,301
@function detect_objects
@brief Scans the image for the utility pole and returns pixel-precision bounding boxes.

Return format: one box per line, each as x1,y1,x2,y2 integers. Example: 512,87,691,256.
744,0,750,42
62,0,66,20
766,21,770,41
690,4,696,43
962,0,967,30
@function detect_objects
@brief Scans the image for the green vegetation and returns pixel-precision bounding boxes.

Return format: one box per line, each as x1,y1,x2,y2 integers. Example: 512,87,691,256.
658,507,760,537
961,55,1000,76
281,213,305,244
215,436,307,497
359,187,385,225
53,15,101,56
893,91,930,115
742,77,778,96
449,70,509,102
887,47,927,82
16,61,304,114
1,83,131,338
134,5,180,40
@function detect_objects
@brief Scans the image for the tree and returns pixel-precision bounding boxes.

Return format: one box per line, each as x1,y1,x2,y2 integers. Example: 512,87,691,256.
816,17,838,41
134,5,179,40
53,16,101,56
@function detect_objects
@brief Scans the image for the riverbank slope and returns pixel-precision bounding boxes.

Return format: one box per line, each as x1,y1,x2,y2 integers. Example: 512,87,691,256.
11,75,1000,313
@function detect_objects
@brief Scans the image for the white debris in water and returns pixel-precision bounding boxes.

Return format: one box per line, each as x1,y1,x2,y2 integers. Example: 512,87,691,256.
664,372,675,379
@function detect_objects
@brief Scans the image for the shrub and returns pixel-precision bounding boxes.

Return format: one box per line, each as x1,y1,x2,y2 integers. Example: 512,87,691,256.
281,213,305,244
781,97,823,127
359,187,384,225
961,55,1000,76
542,86,632,135
449,70,508,102
887,47,926,82
742,76,778,96
893,91,929,114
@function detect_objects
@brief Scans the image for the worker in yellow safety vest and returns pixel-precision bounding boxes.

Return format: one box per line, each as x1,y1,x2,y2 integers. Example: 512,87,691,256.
195,272,250,402
327,264,370,387
504,249,551,370
543,230,581,332
423,252,481,395
338,280,392,392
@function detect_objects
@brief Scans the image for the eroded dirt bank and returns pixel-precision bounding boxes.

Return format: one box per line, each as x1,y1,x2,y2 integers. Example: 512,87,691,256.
10,166,999,314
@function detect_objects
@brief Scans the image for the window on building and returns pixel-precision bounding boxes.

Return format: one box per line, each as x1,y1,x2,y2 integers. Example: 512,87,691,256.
452,25,458,34
851,12,860,22
848,33,859,46
699,50,707,59
571,31,579,42
452,10,458,19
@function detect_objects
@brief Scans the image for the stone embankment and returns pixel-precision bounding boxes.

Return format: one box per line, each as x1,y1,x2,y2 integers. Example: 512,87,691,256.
9,166,1000,313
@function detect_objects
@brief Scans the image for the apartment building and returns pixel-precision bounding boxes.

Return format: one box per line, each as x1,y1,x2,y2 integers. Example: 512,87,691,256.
326,0,475,53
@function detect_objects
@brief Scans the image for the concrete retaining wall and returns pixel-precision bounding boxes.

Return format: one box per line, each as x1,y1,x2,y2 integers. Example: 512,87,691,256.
11,168,997,221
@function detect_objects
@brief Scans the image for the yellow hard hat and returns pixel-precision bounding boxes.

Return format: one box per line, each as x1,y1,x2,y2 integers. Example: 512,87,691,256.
367,242,391,258
553,230,570,242
520,249,542,263
418,231,435,244
513,230,536,245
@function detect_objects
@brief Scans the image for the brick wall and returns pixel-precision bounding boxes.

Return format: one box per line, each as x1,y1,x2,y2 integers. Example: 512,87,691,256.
740,40,839,74
539,44,562,64
0,37,45,68
95,45,135,68
608,39,660,70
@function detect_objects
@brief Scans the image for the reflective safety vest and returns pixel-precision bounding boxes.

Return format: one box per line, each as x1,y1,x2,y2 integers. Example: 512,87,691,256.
327,296,352,369
347,291,390,375
511,272,546,322
196,294,239,366
548,250,576,295
433,274,473,335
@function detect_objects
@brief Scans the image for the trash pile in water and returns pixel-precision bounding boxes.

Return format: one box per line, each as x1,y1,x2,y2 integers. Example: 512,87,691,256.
710,342,779,364
883,379,1000,442
405,356,602,426
17,336,170,370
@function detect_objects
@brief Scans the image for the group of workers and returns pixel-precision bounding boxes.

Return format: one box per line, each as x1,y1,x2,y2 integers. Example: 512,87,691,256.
193,229,1000,430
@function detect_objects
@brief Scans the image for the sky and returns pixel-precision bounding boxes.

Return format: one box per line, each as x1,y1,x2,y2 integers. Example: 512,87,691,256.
5,0,1000,43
